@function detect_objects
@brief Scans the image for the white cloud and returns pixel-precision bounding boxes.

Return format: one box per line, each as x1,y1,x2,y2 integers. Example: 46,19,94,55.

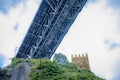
56,0,120,79
0,0,120,79
0,0,41,66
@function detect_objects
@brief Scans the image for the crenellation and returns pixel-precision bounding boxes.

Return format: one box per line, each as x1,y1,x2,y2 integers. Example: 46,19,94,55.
71,53,90,70
82,54,84,57
79,54,80,57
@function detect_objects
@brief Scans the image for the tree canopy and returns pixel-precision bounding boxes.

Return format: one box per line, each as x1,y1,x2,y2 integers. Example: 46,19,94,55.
53,53,69,65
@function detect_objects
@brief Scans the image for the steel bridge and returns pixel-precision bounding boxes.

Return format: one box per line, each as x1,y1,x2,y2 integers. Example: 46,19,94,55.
16,0,87,58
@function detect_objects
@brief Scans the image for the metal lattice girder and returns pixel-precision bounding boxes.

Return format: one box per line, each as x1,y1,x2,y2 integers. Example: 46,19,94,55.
16,0,87,58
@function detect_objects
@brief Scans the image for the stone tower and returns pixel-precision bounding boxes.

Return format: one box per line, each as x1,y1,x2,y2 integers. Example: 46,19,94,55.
71,54,90,70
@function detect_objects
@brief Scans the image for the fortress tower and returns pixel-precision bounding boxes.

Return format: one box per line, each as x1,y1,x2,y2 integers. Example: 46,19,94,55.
71,54,90,70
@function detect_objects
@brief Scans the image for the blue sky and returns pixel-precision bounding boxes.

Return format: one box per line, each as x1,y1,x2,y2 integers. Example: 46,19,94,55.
0,0,26,14
0,0,120,80
108,0,120,9
114,62,120,80
0,54,5,67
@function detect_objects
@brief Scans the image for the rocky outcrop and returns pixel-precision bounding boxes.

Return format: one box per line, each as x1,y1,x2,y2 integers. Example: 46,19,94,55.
10,62,32,80
0,68,11,80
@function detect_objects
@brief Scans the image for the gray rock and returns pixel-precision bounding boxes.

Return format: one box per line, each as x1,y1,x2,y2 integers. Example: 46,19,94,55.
0,68,11,80
10,62,32,80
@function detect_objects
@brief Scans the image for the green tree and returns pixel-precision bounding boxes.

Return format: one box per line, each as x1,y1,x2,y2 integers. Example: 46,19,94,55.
60,63,104,80
29,58,63,80
53,53,69,65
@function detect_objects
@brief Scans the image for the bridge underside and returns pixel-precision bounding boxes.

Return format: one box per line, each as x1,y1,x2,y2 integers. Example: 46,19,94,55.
16,0,87,59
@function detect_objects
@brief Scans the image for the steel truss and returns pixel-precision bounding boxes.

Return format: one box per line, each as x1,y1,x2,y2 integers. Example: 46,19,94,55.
16,0,87,58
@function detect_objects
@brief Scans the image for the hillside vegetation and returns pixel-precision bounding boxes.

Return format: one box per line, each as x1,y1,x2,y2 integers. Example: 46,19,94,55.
9,58,104,80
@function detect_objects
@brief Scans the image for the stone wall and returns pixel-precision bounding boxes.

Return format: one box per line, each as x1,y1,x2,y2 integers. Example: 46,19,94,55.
71,54,90,70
